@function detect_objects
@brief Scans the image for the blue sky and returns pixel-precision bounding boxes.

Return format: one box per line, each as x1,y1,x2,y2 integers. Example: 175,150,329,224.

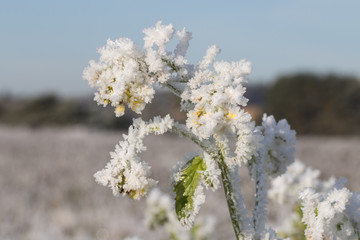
1,0,359,96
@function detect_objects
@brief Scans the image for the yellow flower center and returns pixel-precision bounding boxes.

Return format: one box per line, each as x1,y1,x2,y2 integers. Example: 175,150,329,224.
115,104,125,115
226,112,236,119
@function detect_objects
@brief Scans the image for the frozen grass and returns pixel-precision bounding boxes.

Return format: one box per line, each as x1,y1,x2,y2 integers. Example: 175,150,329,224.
0,126,359,240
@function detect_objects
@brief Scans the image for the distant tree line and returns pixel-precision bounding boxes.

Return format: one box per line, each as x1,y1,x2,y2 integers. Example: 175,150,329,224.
0,94,129,129
265,73,360,135
0,73,359,134
0,91,183,130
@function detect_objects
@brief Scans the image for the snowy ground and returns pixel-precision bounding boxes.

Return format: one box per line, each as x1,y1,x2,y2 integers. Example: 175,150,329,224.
0,126,359,240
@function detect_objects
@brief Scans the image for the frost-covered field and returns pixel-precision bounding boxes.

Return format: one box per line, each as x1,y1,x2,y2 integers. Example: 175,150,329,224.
1,126,359,240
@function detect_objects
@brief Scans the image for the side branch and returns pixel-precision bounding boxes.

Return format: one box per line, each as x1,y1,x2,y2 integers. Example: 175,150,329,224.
161,82,183,98
170,123,213,154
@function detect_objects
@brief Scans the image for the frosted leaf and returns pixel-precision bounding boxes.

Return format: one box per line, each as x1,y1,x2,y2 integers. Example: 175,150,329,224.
173,156,206,228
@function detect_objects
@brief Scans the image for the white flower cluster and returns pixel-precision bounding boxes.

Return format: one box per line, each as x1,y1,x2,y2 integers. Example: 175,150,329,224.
181,48,255,142
83,21,195,117
268,159,336,205
94,115,173,199
300,182,360,240
145,188,216,240
83,38,154,117
258,114,296,177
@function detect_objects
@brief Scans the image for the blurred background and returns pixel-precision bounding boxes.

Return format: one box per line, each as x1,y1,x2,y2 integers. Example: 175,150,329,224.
0,1,359,239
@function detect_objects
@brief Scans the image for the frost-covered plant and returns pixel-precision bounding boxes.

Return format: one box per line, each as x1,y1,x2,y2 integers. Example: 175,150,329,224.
267,160,360,240
300,181,360,240
83,21,359,240
268,160,337,239
269,159,336,206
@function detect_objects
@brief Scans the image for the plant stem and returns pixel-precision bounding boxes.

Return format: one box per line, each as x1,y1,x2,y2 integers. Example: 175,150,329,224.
215,137,253,240
161,82,183,98
252,155,268,240
217,154,242,240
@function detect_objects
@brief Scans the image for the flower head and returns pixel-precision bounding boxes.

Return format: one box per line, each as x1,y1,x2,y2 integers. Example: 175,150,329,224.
83,38,155,117
182,52,253,141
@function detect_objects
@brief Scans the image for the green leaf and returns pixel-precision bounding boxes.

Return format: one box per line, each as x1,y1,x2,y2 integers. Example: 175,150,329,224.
174,156,206,222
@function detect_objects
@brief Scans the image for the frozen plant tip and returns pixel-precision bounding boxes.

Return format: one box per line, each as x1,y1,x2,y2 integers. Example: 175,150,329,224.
253,114,297,178
94,115,173,199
